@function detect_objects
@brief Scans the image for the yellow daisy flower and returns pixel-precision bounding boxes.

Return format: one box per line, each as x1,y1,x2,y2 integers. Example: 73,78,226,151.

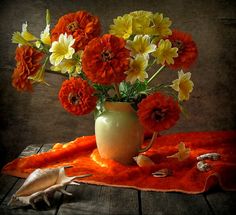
130,10,153,35
49,33,75,66
150,13,172,38
171,70,194,101
126,35,156,58
109,14,132,39
152,39,178,65
125,55,148,84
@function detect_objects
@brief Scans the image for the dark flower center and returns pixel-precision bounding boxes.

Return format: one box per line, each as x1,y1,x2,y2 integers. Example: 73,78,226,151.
101,50,114,62
67,21,79,32
151,108,166,122
172,40,184,54
68,92,80,105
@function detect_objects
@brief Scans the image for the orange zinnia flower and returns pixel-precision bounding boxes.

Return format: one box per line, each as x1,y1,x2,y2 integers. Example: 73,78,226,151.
82,34,130,85
51,10,101,51
167,30,198,70
137,92,180,132
58,77,97,116
12,46,44,91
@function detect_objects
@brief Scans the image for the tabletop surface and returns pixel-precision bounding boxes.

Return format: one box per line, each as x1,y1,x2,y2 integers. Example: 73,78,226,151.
0,143,235,215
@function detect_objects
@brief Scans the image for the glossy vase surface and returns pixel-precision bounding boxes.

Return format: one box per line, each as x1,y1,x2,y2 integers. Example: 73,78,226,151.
95,102,144,165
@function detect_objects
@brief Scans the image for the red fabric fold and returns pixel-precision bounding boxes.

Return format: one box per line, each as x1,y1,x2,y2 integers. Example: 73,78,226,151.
2,131,236,194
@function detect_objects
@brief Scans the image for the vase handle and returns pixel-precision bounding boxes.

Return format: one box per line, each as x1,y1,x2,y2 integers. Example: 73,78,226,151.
139,132,158,153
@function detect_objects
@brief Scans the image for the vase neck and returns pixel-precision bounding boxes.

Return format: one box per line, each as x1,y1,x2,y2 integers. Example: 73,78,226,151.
104,102,135,113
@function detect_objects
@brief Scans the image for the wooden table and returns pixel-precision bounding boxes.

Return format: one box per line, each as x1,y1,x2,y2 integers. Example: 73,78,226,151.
0,144,235,215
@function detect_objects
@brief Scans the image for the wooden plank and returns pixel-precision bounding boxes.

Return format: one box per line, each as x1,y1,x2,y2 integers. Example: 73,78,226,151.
57,184,139,215
206,191,236,215
0,144,42,203
0,144,63,214
141,191,213,215
18,144,42,158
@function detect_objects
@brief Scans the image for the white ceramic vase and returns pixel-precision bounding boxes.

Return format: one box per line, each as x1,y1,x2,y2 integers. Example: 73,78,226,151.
95,102,153,165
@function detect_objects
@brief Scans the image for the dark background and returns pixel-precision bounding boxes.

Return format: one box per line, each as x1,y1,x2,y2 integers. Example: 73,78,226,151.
0,0,236,169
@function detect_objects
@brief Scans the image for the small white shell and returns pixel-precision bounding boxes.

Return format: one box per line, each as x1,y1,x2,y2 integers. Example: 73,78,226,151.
152,168,173,178
197,153,221,161
197,161,211,172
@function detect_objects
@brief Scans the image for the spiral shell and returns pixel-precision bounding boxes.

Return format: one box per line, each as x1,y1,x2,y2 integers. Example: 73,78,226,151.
8,166,91,209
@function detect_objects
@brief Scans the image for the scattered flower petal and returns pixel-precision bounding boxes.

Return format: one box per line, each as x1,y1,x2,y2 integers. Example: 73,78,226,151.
167,142,190,161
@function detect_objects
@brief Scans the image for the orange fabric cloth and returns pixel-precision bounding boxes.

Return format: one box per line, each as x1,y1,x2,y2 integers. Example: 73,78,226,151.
2,131,236,194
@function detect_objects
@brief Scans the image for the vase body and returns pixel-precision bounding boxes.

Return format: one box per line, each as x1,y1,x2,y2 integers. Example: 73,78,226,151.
95,102,144,165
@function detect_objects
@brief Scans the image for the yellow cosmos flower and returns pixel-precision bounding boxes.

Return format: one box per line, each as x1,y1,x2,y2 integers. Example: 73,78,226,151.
150,13,172,38
130,10,153,35
152,39,178,65
21,22,38,41
171,70,194,101
51,59,81,76
51,51,82,76
125,55,148,84
126,35,156,58
49,33,75,66
109,14,132,39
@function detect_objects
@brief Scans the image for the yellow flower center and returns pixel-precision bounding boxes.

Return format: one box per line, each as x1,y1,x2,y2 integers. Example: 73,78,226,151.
67,21,79,32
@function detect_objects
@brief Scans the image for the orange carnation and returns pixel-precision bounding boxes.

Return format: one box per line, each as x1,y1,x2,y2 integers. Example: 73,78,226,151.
58,77,97,116
12,46,44,91
51,10,101,51
167,29,198,70
82,34,130,85
137,92,180,132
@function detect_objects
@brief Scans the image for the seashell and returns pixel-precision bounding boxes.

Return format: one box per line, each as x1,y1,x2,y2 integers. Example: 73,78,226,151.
196,153,221,161
133,154,155,167
152,168,173,178
8,166,91,209
197,161,211,172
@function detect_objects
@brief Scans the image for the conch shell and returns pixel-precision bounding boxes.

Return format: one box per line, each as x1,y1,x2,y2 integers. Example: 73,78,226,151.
8,166,91,209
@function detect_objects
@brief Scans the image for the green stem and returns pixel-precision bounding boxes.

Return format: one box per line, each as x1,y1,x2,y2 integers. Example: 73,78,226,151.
114,83,121,99
146,58,157,71
45,69,68,77
147,65,165,84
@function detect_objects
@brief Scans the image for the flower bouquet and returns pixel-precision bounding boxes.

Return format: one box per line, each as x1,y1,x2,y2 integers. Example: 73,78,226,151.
11,9,198,164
